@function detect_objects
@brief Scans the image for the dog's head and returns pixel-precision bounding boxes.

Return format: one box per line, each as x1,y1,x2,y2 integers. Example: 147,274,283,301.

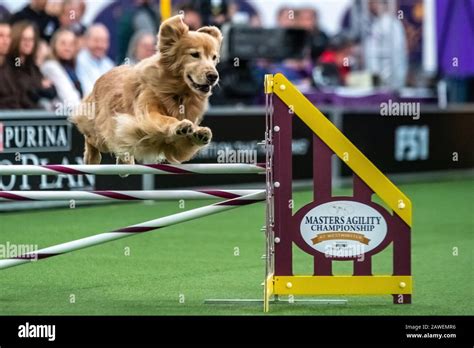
157,15,223,96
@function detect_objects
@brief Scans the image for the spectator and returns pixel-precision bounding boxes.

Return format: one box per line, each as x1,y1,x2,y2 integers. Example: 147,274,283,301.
59,0,87,53
317,33,357,86
118,0,160,63
178,5,203,31
0,19,21,108
35,39,50,66
41,29,83,107
8,21,57,109
208,0,229,26
185,0,229,27
0,5,10,22
10,0,60,42
273,7,313,89
340,0,364,40
125,31,156,65
76,24,115,95
228,0,261,26
59,0,86,38
277,7,296,28
45,0,63,17
365,0,408,89
297,8,329,61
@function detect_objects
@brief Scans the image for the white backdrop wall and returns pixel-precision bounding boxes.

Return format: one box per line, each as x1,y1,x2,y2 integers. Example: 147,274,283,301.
1,0,352,34
249,0,352,34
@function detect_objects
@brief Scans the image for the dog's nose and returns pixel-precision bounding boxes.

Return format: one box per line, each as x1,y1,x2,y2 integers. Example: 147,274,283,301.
206,73,219,84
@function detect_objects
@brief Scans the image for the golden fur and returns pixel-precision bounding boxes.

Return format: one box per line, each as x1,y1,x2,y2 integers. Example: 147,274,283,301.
70,15,222,164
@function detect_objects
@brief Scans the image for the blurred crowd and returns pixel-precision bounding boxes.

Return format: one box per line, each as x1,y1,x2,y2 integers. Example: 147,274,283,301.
0,0,470,111
0,0,158,110
259,1,411,92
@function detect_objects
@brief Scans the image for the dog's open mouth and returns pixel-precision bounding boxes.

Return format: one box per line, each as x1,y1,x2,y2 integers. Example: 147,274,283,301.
187,75,211,93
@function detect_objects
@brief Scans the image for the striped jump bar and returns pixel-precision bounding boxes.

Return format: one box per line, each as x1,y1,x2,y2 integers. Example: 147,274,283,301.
0,163,265,176
0,191,265,270
0,189,263,201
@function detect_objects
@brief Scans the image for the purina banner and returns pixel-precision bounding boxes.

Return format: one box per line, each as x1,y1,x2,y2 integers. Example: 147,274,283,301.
0,120,71,154
0,115,140,194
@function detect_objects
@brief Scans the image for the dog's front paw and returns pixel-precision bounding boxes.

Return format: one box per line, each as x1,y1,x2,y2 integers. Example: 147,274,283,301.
191,127,212,145
175,120,195,136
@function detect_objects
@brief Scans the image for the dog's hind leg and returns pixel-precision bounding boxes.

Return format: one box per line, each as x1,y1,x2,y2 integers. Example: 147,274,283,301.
116,153,135,165
115,112,194,147
84,138,102,164
163,143,201,163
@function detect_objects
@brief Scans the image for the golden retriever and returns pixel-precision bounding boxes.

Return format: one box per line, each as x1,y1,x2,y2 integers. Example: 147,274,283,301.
70,15,222,164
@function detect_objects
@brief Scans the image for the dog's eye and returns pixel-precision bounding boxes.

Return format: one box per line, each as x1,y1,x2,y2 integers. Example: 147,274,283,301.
191,52,200,58
213,55,217,60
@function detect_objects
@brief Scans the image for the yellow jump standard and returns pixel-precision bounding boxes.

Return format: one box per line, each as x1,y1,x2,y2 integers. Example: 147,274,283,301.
263,74,412,312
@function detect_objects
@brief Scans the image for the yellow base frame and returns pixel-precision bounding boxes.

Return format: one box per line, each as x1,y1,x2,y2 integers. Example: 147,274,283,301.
273,276,412,295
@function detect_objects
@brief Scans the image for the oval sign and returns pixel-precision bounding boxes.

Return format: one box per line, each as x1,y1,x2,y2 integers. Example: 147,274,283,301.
299,201,387,258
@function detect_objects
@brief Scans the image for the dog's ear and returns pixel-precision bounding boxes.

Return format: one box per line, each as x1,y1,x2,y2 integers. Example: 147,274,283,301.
197,26,223,45
158,15,189,53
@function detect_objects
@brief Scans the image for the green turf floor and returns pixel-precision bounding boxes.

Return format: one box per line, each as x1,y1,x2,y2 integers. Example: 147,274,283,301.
0,179,472,315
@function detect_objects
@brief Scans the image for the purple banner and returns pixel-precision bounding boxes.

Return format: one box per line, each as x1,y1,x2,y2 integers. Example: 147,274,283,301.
436,0,474,76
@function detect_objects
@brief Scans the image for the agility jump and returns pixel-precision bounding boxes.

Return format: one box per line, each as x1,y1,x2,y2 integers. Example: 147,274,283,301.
0,74,412,312
263,74,412,312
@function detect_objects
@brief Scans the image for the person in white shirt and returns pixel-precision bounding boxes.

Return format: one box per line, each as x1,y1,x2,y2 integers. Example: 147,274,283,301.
364,0,408,89
76,23,115,95
41,29,83,107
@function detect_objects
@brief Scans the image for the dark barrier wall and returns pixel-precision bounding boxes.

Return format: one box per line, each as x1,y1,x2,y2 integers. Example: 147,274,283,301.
0,106,473,193
341,111,474,176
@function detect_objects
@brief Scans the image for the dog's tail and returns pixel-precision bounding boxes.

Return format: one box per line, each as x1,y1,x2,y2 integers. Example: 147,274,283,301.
68,94,96,133
67,95,102,153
